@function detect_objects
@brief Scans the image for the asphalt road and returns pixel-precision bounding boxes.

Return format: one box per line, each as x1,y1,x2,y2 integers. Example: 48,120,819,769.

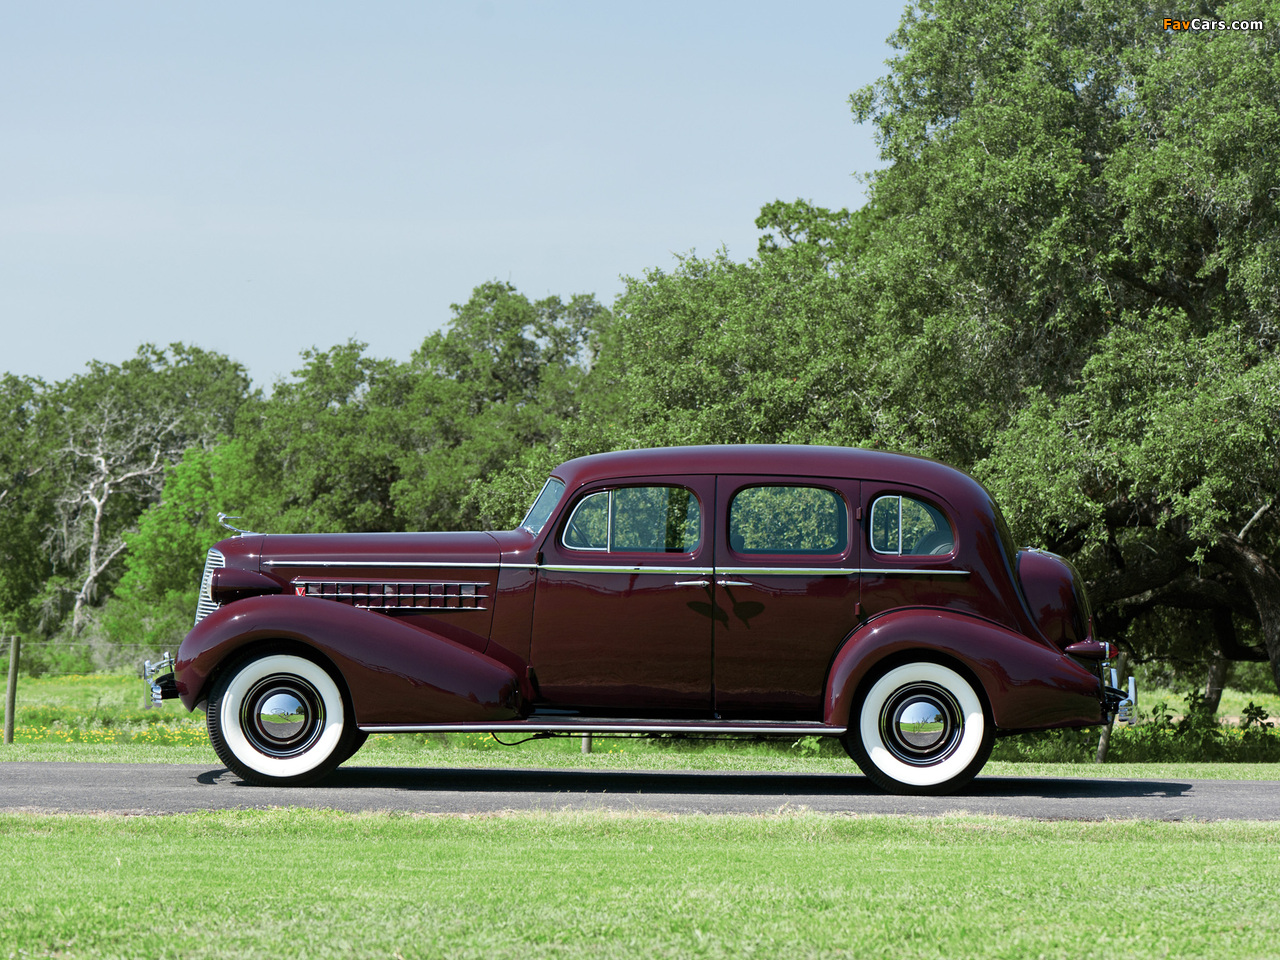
1,762,1279,819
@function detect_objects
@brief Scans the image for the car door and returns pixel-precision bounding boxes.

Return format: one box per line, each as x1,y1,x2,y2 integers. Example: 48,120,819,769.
529,476,716,715
711,476,862,720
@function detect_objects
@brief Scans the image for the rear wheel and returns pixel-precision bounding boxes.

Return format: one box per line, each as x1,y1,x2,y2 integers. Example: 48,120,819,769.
843,661,993,795
207,653,356,786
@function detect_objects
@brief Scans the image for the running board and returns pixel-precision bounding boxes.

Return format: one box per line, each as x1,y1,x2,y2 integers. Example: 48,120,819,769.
360,719,848,736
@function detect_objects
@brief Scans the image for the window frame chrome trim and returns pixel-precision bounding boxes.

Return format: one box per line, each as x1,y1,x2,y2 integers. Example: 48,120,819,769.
868,493,957,559
560,489,611,552
727,481,850,556
560,483,704,556
519,476,566,535
870,494,904,555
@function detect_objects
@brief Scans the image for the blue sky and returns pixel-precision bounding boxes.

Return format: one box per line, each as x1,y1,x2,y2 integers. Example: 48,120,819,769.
2,2,903,387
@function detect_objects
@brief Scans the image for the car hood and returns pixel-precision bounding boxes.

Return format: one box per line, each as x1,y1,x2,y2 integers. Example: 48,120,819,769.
254,531,503,572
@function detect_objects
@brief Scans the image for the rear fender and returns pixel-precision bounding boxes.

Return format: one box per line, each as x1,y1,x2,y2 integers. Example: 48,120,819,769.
176,594,521,725
824,608,1103,731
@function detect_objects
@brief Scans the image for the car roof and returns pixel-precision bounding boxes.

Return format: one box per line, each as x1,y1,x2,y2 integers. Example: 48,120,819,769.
553,444,977,496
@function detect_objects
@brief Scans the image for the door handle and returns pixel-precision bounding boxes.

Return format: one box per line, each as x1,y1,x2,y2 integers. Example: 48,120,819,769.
716,579,751,587
674,579,710,587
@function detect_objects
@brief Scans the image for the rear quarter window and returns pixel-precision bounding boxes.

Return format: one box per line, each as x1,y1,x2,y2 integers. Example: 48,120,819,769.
870,495,954,556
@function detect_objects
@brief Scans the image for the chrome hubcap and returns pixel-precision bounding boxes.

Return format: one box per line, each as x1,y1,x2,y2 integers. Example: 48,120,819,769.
258,692,308,741
879,682,964,766
241,676,325,758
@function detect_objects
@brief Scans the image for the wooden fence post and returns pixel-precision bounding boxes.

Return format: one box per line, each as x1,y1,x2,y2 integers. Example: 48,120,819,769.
3,636,18,745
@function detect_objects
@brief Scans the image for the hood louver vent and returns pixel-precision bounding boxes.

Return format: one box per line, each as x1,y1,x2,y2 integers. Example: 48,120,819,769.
299,580,487,611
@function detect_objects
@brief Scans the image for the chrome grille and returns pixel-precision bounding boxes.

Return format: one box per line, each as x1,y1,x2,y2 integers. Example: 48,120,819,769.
194,548,225,625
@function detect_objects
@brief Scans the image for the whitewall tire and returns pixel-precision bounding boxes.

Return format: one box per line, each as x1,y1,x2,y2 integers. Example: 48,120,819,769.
844,661,994,795
207,653,353,787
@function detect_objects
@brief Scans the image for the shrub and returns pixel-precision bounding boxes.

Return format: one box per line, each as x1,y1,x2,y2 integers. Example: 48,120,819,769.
1231,661,1279,696
991,693,1280,764
8,642,96,678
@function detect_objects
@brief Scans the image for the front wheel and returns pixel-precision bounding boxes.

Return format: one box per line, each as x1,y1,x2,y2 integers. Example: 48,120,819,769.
207,653,356,786
843,661,993,795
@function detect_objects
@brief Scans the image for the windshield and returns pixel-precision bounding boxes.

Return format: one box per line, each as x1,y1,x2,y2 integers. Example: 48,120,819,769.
519,477,565,535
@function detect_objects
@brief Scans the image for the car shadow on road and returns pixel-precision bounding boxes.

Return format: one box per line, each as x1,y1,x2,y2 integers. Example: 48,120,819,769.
198,765,1194,799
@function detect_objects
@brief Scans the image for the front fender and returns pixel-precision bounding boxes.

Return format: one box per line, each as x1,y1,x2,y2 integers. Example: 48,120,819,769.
824,608,1103,731
177,595,521,725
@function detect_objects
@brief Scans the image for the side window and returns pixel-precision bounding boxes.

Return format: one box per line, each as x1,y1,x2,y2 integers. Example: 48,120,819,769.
612,486,700,553
562,490,610,550
562,486,701,554
870,495,954,556
728,485,847,554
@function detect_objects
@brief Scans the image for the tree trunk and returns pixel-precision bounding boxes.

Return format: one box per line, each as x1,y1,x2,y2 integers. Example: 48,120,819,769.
1210,534,1280,694
1094,719,1112,764
1203,658,1229,716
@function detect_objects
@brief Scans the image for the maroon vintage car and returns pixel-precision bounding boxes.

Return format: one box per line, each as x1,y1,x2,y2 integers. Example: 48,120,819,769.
146,445,1135,794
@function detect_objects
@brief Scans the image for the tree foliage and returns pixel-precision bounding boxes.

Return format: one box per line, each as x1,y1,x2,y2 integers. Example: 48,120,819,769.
483,0,1280,687
0,374,54,631
98,282,607,647
0,345,254,647
392,281,605,532
6,1,1279,693
848,0,1280,680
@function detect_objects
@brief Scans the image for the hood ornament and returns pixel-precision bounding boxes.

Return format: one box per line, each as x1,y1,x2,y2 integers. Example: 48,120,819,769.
217,512,259,537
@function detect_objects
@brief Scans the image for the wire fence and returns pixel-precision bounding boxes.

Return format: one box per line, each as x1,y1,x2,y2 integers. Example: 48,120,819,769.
0,640,173,678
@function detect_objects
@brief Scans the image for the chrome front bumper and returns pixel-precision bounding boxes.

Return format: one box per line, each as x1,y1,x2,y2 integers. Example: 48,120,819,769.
143,653,178,705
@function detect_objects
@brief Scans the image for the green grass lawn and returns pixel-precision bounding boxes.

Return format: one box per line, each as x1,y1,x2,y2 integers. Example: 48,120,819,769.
4,674,1280,959
3,808,1279,960
6,737,1280,783
3,672,1280,778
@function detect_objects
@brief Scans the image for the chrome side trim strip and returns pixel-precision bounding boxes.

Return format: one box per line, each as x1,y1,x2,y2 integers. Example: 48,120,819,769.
715,567,969,577
715,567,860,577
540,564,715,575
360,721,848,735
261,560,966,576
858,568,970,576
262,560,502,569
545,565,967,577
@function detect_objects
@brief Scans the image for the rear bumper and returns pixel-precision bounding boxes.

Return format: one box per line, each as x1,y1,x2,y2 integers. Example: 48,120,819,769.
1104,674,1137,726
